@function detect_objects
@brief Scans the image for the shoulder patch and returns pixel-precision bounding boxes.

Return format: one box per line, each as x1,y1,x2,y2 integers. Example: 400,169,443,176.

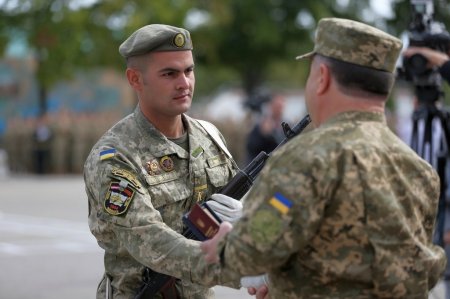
104,182,135,215
100,148,116,161
111,168,142,190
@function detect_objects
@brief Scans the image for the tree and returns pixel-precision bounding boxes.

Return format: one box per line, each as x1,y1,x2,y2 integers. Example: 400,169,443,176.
0,0,377,113
0,0,193,114
192,0,373,102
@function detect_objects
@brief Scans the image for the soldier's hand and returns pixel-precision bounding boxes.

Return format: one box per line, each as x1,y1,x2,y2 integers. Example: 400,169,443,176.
207,194,242,222
201,222,233,263
444,230,450,245
403,46,449,68
247,284,270,299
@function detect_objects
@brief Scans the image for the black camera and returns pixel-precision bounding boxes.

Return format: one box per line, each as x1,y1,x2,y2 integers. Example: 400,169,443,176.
399,0,450,103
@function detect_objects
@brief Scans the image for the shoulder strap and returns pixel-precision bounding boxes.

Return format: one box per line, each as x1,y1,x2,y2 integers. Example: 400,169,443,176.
197,119,233,159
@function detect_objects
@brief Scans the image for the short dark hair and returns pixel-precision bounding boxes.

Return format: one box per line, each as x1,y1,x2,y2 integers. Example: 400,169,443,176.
126,53,151,71
317,54,395,97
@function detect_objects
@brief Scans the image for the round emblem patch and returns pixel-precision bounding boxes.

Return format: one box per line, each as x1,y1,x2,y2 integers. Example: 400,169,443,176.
160,156,174,172
173,33,185,48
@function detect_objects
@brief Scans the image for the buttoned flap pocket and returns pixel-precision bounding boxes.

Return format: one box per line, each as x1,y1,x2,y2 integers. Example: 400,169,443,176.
205,160,231,188
144,171,192,209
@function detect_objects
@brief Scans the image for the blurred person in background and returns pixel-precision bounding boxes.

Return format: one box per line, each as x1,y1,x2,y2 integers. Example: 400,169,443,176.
201,18,446,299
83,24,252,298
32,113,53,174
245,93,286,163
404,46,450,299
403,46,450,81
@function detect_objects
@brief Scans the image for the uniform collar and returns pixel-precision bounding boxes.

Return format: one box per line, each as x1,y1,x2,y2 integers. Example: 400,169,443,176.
322,110,386,128
133,106,190,159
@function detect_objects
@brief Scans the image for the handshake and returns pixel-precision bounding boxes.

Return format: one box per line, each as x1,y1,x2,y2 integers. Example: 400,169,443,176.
195,194,270,299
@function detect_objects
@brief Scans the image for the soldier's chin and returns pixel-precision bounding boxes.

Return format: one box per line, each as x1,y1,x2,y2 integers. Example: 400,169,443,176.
175,100,191,113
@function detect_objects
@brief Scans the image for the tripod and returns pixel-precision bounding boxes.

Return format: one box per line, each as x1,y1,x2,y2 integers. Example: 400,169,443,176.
410,92,450,247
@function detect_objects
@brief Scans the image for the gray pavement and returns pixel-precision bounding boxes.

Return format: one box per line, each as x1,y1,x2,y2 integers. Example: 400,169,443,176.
0,176,252,299
0,176,446,299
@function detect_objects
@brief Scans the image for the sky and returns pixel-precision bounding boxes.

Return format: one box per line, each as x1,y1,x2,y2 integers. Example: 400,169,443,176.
0,0,98,11
0,0,397,58
0,0,395,17
370,0,394,18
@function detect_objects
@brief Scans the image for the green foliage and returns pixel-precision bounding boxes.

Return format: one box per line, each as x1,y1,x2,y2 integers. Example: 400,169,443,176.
0,0,194,90
0,0,423,101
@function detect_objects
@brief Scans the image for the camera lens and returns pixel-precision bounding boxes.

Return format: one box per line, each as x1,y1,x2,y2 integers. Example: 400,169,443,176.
406,53,429,75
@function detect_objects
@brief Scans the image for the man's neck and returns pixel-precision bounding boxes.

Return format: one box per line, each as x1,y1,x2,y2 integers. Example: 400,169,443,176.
157,118,185,138
140,108,185,138
317,94,386,127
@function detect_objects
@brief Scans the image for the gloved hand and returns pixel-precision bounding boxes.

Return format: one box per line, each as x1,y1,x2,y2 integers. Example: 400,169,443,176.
240,274,269,289
206,194,242,223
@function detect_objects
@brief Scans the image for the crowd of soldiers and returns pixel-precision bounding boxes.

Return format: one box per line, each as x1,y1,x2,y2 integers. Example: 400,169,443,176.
2,110,125,174
0,107,254,174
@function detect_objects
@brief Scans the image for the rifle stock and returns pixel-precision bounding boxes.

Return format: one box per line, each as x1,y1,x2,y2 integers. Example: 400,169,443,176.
135,114,311,299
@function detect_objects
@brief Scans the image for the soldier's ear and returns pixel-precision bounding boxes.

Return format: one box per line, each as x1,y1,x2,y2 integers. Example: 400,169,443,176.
126,68,143,91
317,63,330,95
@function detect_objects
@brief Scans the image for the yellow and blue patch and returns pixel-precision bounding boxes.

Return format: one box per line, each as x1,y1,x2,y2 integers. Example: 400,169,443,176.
269,192,292,215
100,148,116,161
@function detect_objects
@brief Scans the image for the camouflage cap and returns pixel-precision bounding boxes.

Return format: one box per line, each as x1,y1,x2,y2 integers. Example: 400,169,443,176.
296,18,402,73
119,24,193,58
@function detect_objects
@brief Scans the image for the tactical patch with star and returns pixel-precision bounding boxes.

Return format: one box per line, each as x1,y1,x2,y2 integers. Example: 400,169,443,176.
104,181,135,216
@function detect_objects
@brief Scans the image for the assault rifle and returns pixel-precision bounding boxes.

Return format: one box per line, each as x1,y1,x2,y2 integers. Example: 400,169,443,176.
135,114,312,299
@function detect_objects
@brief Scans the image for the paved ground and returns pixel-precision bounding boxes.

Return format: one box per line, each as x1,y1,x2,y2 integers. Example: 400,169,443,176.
0,175,446,299
0,175,252,299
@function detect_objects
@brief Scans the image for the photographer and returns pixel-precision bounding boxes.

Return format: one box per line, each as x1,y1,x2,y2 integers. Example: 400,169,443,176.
404,45,450,299
403,46,450,82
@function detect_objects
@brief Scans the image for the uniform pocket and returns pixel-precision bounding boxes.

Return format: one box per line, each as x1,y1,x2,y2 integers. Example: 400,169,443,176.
144,171,192,209
205,163,231,188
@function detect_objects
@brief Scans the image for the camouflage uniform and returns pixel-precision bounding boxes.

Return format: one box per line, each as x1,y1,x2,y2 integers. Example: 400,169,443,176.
219,111,446,298
84,107,239,298
217,18,447,298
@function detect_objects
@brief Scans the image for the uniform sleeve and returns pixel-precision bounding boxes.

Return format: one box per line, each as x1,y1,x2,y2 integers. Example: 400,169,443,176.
219,143,333,276
84,147,240,287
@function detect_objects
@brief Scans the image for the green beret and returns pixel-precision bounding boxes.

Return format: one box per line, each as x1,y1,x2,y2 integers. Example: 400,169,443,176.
119,24,193,58
296,18,402,73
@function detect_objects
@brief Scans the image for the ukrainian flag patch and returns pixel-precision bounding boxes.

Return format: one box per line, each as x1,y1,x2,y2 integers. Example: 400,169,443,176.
269,192,292,215
100,148,116,161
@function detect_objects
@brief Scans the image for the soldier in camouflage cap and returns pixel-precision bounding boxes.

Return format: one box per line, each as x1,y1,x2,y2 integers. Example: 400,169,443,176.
84,24,244,299
201,18,446,298
295,18,402,73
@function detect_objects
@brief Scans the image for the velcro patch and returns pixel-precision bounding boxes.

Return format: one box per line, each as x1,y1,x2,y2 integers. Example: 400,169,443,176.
249,209,283,244
207,153,227,168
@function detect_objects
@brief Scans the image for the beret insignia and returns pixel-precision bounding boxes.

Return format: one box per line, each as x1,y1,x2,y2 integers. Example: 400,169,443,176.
173,33,186,48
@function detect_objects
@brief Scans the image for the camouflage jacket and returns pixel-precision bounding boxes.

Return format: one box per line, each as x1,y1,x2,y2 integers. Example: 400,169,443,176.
220,111,446,299
84,106,239,299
